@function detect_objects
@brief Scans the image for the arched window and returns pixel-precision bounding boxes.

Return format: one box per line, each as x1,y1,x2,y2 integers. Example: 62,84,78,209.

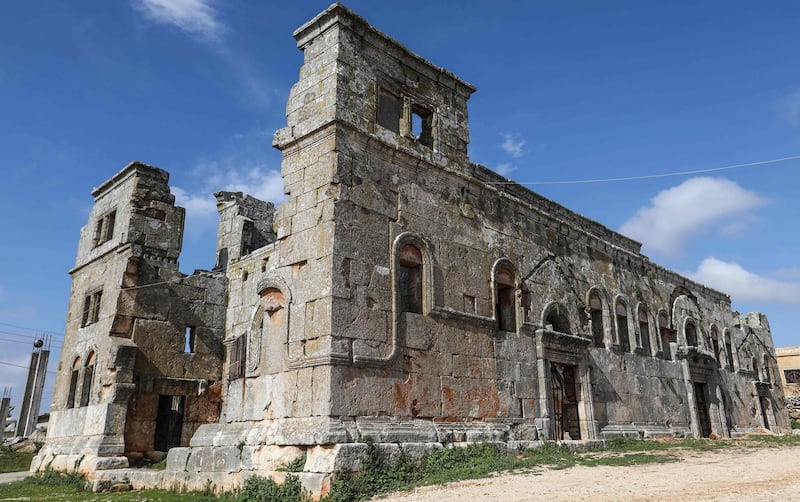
398,243,423,314
685,320,698,346
724,330,735,371
638,306,651,357
616,300,630,352
544,303,571,334
589,292,604,347
659,311,673,361
763,355,772,384
67,357,80,409
79,351,96,407
495,266,517,332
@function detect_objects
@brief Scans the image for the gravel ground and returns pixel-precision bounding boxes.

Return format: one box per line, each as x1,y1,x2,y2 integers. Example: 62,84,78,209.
377,443,800,501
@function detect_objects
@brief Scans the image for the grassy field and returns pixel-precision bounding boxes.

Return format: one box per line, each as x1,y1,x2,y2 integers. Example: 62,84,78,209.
0,450,34,474
1,435,798,502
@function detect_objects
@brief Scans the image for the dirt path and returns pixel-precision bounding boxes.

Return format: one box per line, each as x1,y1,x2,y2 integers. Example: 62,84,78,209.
378,444,800,501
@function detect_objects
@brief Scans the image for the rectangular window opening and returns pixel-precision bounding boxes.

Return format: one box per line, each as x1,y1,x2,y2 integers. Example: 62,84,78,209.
639,321,652,356
229,335,247,380
93,210,117,247
90,290,102,324
411,106,433,147
79,365,94,407
398,264,422,314
784,369,800,384
81,289,103,327
81,295,92,327
617,315,630,352
67,370,79,409
185,326,196,353
497,285,516,332
103,211,116,242
590,309,604,347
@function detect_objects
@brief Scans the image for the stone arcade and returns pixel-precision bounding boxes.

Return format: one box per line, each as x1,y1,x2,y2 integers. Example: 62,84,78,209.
34,3,789,495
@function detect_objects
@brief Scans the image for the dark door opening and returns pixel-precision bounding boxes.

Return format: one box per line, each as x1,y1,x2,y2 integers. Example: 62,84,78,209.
154,395,185,452
758,396,771,430
693,383,712,438
551,364,581,440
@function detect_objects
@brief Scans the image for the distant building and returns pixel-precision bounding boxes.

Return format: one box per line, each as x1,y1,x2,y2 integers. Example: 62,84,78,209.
34,3,790,495
776,346,800,422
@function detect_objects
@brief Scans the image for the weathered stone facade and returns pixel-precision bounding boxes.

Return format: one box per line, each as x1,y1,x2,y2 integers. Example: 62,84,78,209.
35,3,789,495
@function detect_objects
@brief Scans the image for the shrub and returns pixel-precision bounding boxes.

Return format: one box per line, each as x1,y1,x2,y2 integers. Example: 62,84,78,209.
234,474,309,502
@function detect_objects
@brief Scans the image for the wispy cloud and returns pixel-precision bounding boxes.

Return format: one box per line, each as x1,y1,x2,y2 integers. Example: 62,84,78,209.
500,132,526,158
778,89,800,126
172,130,286,240
619,177,765,256
174,163,284,219
690,257,800,305
129,0,275,108
131,0,224,42
496,163,516,177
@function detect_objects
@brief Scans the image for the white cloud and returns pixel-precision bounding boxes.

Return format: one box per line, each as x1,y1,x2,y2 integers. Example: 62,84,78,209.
500,132,525,158
130,1,274,108
131,0,224,42
496,163,516,177
174,162,286,238
690,257,800,305
619,177,765,256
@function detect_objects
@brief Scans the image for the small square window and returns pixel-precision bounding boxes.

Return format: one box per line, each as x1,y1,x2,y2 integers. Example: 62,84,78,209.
411,106,433,147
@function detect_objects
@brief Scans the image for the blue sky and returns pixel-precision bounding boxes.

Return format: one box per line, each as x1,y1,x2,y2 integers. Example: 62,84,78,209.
1,1,799,421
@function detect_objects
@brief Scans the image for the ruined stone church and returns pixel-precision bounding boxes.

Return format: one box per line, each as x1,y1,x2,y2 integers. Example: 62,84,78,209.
34,3,789,493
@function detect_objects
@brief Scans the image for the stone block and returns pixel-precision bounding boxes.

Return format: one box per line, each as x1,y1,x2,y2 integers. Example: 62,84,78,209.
166,447,191,472
305,443,367,472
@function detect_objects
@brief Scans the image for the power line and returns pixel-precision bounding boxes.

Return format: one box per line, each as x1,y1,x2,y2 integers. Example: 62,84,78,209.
0,338,54,347
0,321,64,338
487,154,800,186
0,360,57,375
0,330,62,346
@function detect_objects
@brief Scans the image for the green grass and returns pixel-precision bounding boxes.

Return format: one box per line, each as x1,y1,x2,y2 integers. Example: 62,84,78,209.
0,450,33,473
579,452,679,467
0,470,212,501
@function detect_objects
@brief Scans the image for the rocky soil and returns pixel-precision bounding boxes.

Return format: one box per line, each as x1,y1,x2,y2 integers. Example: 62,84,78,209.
378,442,800,501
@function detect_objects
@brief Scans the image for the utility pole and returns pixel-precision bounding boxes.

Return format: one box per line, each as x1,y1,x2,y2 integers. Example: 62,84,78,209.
15,336,50,438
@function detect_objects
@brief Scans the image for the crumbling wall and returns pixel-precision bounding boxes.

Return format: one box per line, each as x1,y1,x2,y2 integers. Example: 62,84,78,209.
35,162,227,474
214,191,276,270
